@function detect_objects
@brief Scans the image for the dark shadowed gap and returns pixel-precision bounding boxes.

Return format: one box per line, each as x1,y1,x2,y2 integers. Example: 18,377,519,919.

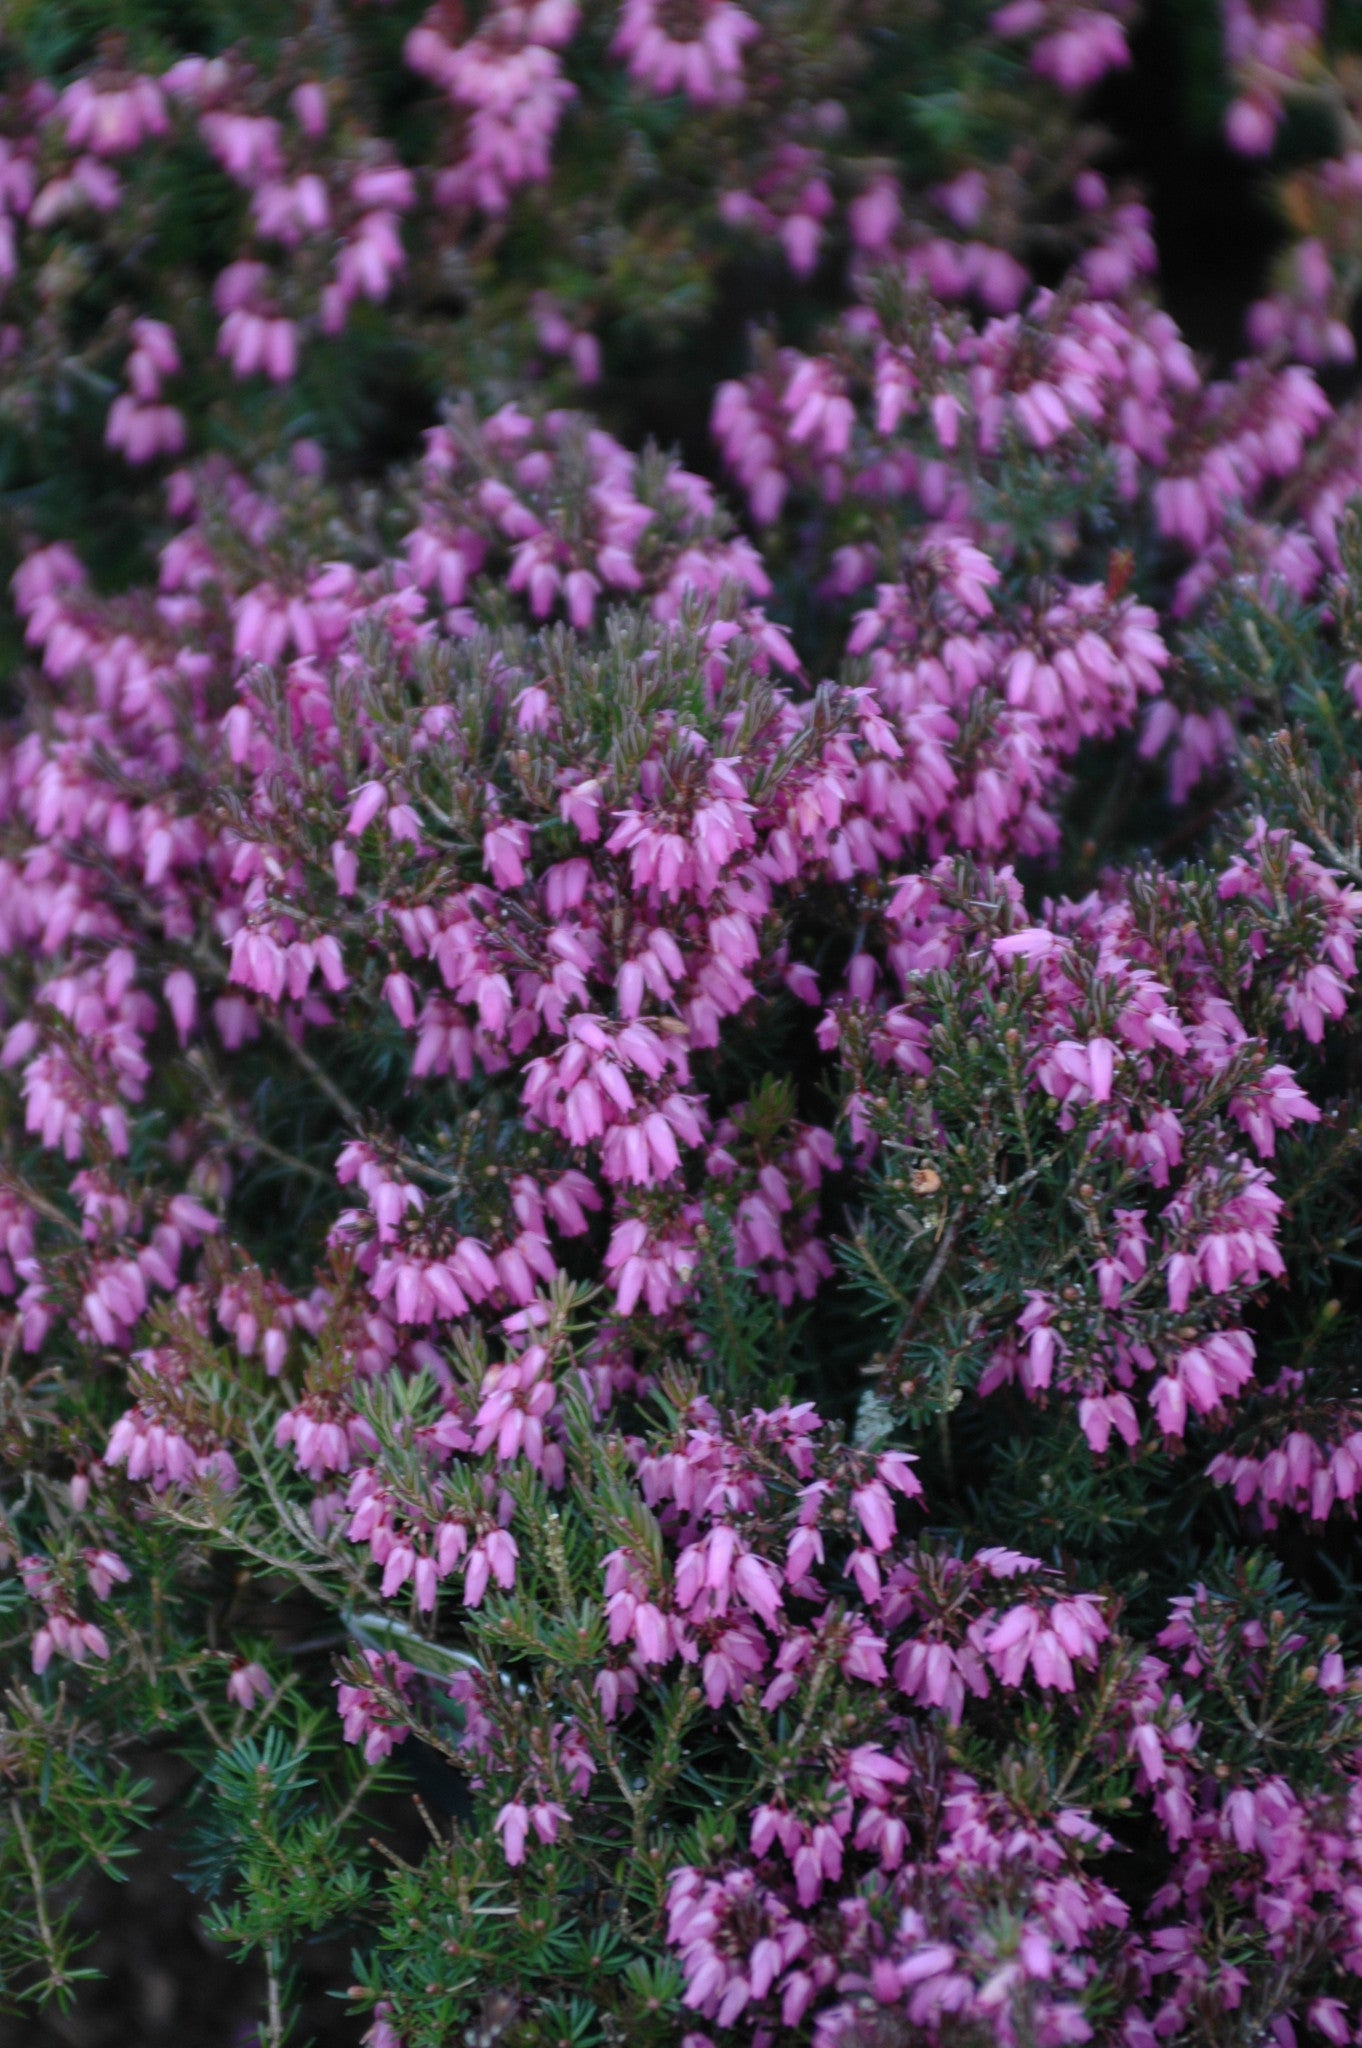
1092,0,1301,370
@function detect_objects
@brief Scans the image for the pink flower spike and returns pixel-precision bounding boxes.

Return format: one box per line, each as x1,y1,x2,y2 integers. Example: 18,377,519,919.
496,1800,530,1866
347,782,388,837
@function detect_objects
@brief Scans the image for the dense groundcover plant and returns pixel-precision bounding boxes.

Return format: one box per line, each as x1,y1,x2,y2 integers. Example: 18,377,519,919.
16,1,1362,2045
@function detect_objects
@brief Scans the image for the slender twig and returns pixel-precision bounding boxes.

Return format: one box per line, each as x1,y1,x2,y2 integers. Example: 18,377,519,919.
204,1108,330,1188
243,1423,372,1596
409,1793,447,1848
263,1940,285,2048
158,1495,342,1608
11,1801,63,1993
0,1175,79,1242
334,1762,385,1834
368,1835,420,1875
879,1210,962,1384
266,1020,366,1129
0,1318,22,1389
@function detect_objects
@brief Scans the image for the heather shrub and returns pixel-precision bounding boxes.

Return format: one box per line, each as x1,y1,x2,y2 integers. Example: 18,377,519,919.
10,5,1362,2048
0,0,1133,591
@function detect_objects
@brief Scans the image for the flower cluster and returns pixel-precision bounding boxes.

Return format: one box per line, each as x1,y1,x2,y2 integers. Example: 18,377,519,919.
831,834,1358,1453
